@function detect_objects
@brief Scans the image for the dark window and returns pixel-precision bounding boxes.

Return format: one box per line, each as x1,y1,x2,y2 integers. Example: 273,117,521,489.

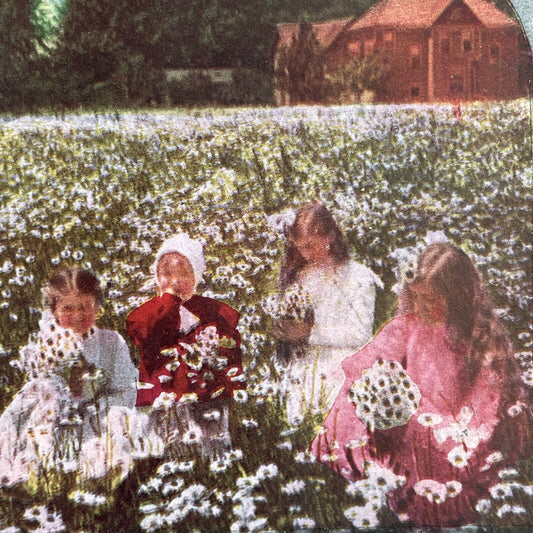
463,40,472,52
490,44,500,58
451,30,462,54
411,87,420,97
441,38,450,53
450,8,462,21
450,73,464,95
410,44,421,68
348,40,362,57
471,61,479,94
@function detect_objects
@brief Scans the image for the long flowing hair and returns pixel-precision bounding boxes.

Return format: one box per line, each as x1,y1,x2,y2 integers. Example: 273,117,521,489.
43,267,103,312
279,201,350,289
399,242,518,386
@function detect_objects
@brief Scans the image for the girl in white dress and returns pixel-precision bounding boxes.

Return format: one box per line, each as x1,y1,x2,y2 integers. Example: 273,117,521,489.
274,201,383,424
0,268,160,488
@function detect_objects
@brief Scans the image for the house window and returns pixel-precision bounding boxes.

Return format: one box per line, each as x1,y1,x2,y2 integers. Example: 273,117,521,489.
471,61,480,94
441,38,450,54
348,40,362,57
364,39,375,56
411,86,420,98
490,44,500,63
450,73,464,95
451,30,461,53
410,43,421,69
450,8,462,21
463,40,472,52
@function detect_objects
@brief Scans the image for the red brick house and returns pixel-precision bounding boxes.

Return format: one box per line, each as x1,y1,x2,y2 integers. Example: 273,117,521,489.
274,0,530,104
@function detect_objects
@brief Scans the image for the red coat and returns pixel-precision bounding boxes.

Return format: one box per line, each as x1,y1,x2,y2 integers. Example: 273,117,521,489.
127,293,246,407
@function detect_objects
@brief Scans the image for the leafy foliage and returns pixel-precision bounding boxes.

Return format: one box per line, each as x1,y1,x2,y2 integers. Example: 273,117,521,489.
0,0,43,111
49,0,168,107
274,24,326,104
31,0,67,48
323,53,391,103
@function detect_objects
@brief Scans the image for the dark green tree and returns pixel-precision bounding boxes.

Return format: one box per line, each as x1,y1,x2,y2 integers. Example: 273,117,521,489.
274,0,375,23
274,23,325,104
0,0,42,111
159,0,276,69
53,0,167,107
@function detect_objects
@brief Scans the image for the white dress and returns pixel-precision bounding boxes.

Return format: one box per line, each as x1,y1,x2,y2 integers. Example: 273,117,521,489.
284,260,383,424
0,314,163,487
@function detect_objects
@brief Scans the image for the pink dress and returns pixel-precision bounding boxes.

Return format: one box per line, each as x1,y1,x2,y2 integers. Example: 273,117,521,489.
310,314,530,527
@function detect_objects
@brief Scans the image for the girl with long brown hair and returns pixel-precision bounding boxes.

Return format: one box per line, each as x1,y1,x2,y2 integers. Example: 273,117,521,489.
273,201,382,424
311,241,531,527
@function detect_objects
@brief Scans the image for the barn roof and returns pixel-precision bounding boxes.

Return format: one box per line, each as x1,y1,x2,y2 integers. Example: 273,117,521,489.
346,0,518,31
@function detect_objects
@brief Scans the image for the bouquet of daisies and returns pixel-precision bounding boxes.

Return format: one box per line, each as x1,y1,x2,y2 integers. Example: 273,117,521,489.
263,283,314,325
18,311,84,382
348,359,421,432
178,325,237,372
18,311,108,401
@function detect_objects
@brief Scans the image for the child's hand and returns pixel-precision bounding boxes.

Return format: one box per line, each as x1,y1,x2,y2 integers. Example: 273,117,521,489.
81,367,109,400
272,319,312,342
68,357,89,397
163,285,189,301
163,286,184,299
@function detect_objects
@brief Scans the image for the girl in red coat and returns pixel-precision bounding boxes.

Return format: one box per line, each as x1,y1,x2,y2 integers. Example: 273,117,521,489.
311,241,531,528
127,233,246,457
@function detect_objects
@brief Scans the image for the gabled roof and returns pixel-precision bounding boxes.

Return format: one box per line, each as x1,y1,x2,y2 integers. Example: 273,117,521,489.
277,18,354,48
462,0,518,27
346,0,518,31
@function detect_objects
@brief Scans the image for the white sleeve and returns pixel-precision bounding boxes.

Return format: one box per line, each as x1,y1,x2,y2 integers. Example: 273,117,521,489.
103,332,138,409
337,266,378,347
307,262,382,349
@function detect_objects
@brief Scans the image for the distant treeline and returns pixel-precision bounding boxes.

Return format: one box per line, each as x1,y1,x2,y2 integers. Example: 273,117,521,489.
0,0,518,111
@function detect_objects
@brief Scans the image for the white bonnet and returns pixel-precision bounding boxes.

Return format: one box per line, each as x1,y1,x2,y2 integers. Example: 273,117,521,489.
153,233,206,286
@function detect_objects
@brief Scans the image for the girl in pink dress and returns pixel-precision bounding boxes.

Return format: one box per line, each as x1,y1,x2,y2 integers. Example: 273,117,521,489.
311,242,531,527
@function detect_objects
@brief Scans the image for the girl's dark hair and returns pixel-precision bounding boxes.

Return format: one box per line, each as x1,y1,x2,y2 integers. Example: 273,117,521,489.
43,268,103,311
400,242,516,383
279,201,350,289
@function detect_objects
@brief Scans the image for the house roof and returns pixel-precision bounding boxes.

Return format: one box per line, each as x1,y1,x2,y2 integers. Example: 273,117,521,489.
277,18,354,48
346,0,518,31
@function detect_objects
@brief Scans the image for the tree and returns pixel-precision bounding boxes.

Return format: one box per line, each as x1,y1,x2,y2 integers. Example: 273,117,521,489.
158,0,275,69
274,23,326,104
324,53,391,103
53,0,168,107
274,0,375,23
0,0,42,111
32,0,67,49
